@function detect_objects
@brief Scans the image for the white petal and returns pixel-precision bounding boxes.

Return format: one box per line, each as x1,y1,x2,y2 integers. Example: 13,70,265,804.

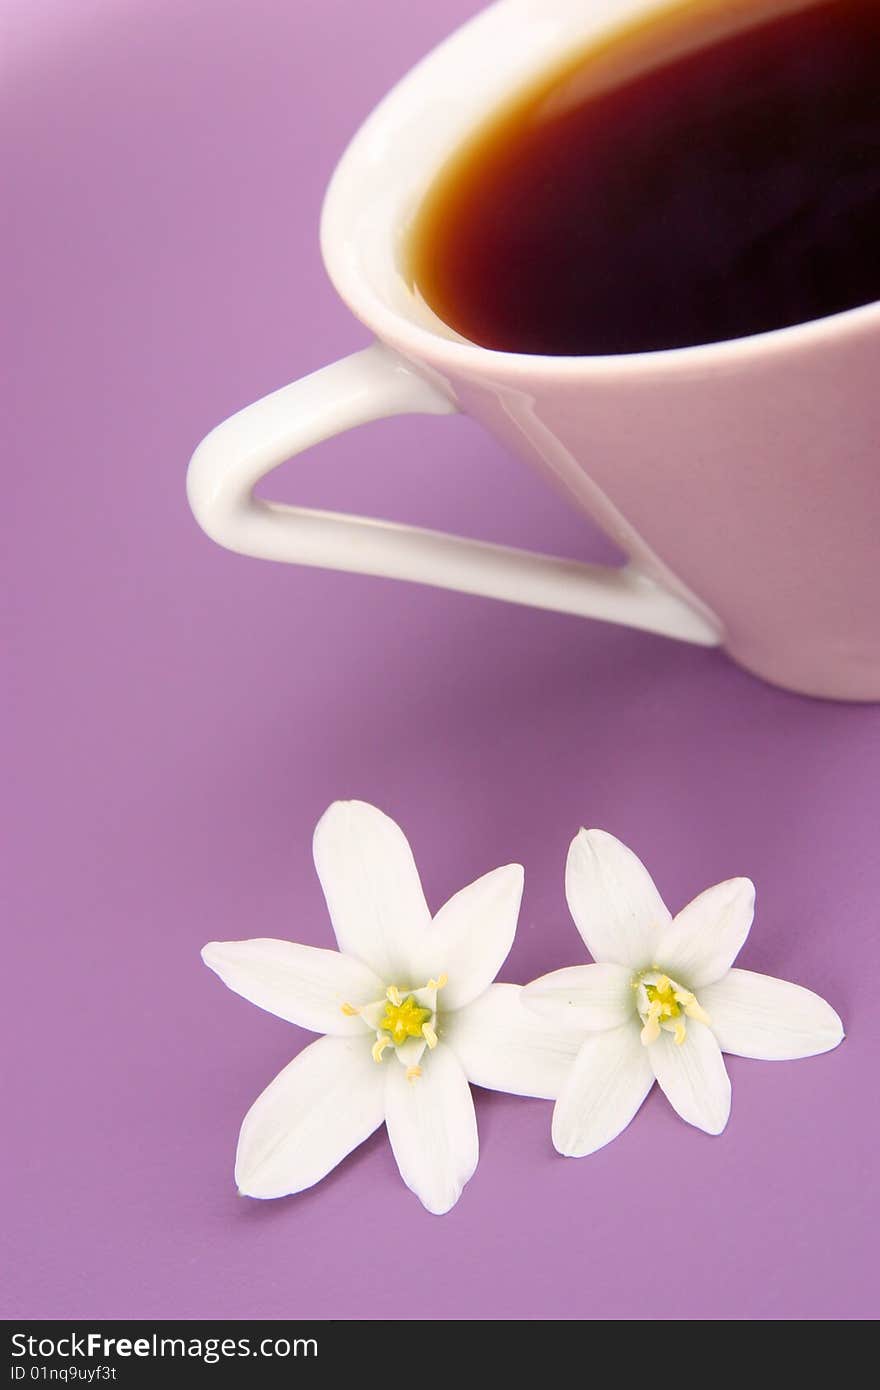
395,1036,427,1067
412,983,438,1012
443,983,583,1099
550,1028,653,1156
384,1044,478,1215
312,801,431,982
658,878,755,989
649,1020,731,1135
523,963,635,1032
418,865,523,1011
551,1025,654,1156
565,829,670,969
359,999,389,1030
235,1035,384,1198
700,968,844,1060
201,939,382,1035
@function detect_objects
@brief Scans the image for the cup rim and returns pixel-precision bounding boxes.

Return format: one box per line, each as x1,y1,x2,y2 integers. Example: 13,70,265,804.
320,0,880,380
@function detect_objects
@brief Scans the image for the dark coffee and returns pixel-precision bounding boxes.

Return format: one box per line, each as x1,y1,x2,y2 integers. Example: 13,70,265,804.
407,0,880,355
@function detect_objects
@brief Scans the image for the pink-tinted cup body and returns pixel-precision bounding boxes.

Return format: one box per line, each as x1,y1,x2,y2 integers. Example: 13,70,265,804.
389,309,879,701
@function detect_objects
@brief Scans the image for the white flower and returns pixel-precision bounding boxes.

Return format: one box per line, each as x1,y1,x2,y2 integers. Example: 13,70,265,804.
202,801,577,1214
524,829,844,1157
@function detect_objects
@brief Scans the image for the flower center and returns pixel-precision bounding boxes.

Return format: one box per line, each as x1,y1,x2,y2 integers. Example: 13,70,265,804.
636,970,710,1047
380,992,431,1046
341,975,447,1081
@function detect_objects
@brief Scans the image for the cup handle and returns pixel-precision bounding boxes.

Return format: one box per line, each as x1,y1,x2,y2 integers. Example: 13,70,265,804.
187,342,721,646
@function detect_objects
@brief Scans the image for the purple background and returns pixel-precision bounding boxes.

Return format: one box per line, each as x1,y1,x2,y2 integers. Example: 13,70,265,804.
4,0,879,1321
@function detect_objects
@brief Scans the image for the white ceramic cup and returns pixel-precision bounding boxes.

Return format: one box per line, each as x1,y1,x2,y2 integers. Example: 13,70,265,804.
187,0,880,700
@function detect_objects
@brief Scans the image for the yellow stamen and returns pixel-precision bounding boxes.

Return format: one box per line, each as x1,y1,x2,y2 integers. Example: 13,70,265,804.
406,1066,422,1083
684,998,711,1025
638,970,709,1046
644,978,682,1021
372,1035,393,1063
640,1000,662,1046
368,976,444,1059
340,1002,359,1017
379,994,432,1046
